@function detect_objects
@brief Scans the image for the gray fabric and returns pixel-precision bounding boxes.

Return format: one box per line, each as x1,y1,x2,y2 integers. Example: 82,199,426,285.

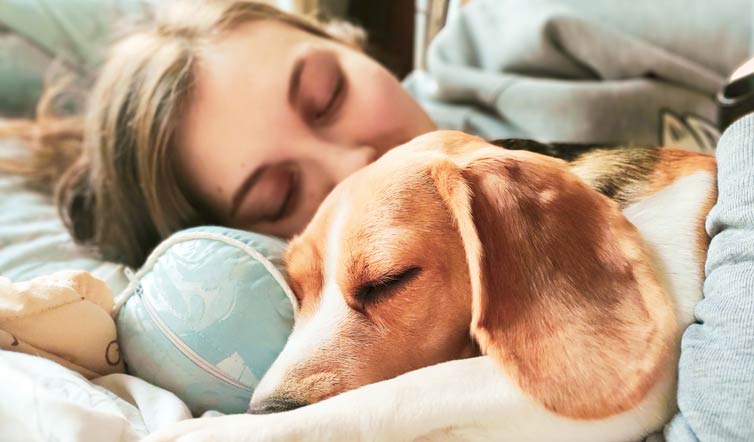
664,114,754,441
404,0,752,148
0,0,153,72
405,3,754,439
0,0,152,116
0,31,51,115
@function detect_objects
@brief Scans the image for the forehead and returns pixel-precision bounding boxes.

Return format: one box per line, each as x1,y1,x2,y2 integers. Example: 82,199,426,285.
179,21,316,153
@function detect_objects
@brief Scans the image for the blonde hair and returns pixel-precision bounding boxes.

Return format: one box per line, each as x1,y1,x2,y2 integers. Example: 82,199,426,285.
0,0,365,267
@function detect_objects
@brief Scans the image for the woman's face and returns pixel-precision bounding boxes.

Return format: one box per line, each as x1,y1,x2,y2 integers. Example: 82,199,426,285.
176,20,436,238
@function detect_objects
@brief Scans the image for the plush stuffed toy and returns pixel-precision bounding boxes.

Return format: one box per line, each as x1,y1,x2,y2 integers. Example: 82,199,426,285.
0,270,124,378
116,226,295,415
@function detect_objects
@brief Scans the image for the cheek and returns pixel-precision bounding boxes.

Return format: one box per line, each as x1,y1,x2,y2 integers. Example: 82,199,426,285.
345,59,431,150
362,276,468,368
408,244,473,357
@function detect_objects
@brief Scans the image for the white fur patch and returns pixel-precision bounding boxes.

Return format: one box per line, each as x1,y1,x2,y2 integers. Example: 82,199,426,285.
252,200,352,401
623,172,715,328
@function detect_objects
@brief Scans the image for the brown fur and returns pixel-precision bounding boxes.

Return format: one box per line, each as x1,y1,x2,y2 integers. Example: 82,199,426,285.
275,130,714,419
567,147,660,207
281,165,477,404
490,140,716,272
427,135,676,419
286,213,328,316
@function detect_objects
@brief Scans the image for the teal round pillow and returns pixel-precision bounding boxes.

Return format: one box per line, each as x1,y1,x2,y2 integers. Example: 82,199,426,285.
116,226,295,415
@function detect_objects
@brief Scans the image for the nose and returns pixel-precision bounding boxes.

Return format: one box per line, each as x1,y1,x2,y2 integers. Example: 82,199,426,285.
247,396,309,415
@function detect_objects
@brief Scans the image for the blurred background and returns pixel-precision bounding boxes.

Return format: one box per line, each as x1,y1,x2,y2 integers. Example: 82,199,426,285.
0,0,466,117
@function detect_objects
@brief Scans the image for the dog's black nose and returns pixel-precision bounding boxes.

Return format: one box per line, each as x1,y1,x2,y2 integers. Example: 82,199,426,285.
247,397,308,414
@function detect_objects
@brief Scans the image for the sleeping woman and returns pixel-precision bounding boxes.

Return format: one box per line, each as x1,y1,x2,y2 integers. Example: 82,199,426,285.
1,0,753,440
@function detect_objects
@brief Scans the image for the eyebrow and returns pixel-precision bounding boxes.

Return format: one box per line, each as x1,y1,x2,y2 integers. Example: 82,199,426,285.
288,57,305,106
230,164,268,219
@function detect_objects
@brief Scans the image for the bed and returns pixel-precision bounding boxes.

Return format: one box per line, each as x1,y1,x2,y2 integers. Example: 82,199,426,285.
1,1,752,441
0,2,462,439
0,133,195,441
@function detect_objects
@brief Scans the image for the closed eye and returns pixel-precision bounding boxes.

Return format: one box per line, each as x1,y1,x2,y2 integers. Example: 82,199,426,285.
355,266,422,308
313,72,344,122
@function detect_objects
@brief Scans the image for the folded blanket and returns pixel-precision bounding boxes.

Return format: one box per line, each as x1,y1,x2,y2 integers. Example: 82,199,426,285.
0,270,124,378
404,0,751,148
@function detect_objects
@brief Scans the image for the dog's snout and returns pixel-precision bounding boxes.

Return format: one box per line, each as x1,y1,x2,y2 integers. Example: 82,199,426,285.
247,397,308,415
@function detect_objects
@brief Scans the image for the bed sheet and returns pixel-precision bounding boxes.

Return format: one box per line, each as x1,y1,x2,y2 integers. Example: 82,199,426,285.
0,138,198,441
0,351,192,442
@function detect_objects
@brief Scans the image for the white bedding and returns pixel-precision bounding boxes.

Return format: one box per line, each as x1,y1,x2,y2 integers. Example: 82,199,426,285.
0,351,191,442
0,139,197,441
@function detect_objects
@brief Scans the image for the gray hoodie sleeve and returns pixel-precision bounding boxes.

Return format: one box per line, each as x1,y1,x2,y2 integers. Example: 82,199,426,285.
663,114,754,442
404,0,751,150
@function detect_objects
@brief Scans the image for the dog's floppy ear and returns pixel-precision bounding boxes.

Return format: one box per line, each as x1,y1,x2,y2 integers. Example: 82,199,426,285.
430,146,676,419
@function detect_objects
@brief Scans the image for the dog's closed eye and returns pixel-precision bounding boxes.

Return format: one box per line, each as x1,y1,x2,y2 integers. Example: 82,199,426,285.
354,266,422,309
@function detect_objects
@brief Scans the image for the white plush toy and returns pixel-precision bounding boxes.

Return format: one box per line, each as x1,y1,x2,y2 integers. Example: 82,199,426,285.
0,270,124,378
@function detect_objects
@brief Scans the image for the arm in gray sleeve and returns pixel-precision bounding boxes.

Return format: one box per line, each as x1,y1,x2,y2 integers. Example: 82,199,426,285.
665,113,754,442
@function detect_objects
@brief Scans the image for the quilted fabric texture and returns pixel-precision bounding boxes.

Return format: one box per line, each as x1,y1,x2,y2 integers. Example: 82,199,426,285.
116,226,295,415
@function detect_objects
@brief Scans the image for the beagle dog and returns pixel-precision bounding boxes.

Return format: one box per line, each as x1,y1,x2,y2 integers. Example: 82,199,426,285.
146,131,717,442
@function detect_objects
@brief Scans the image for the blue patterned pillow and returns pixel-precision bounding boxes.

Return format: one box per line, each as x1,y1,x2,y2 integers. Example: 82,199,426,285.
116,226,294,415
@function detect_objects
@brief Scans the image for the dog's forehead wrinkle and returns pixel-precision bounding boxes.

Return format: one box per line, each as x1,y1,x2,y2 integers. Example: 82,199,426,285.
343,230,424,280
351,187,444,242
